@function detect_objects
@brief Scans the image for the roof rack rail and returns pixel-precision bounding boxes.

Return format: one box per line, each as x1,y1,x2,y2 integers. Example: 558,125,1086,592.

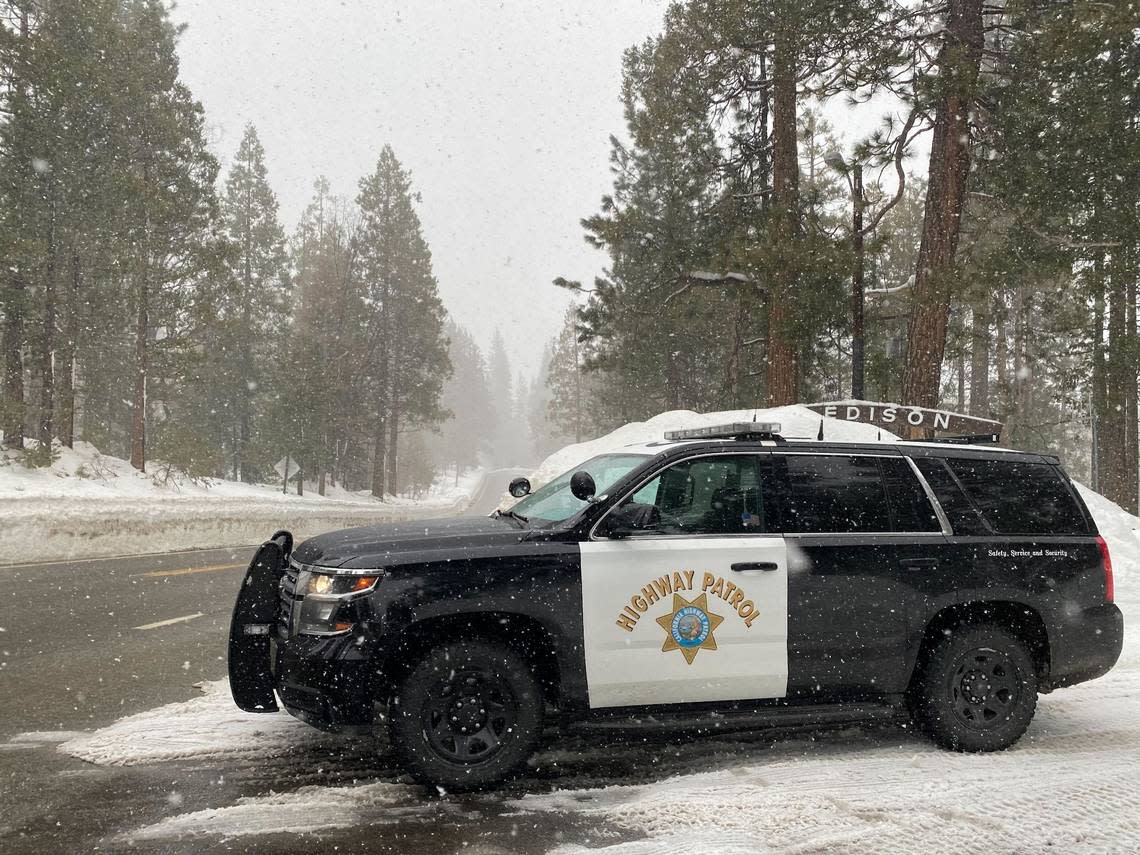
910,433,1001,445
664,422,784,442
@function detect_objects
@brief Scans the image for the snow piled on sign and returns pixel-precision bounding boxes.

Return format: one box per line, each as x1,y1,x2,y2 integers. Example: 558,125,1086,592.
0,440,484,563
523,405,892,495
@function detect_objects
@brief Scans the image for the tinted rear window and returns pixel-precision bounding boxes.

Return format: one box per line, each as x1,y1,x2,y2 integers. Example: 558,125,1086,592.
912,458,989,535
773,454,889,533
943,458,1089,535
881,457,941,532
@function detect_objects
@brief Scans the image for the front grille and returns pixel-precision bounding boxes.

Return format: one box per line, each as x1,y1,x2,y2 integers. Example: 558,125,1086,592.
278,560,300,636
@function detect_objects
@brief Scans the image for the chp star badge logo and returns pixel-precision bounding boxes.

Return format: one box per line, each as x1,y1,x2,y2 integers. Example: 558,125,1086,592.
656,592,723,664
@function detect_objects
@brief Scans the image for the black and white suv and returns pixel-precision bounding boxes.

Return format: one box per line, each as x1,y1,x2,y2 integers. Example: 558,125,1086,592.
229,423,1123,790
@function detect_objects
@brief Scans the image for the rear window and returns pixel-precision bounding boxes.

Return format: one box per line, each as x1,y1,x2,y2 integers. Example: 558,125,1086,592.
942,458,1089,535
912,458,989,535
881,457,941,532
773,454,890,534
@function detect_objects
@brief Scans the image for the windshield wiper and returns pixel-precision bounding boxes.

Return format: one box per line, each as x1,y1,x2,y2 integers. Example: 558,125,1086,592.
494,508,529,526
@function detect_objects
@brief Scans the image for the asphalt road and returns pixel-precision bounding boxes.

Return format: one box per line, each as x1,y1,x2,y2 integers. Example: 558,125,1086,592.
0,469,629,855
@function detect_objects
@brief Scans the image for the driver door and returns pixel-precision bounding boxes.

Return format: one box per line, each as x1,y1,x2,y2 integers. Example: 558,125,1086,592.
579,453,788,709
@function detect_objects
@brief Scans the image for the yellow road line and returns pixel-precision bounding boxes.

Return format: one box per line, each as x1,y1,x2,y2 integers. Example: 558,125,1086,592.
136,562,246,578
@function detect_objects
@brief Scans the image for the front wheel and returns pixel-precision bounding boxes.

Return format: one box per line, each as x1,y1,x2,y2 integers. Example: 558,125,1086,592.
914,624,1038,753
389,640,543,791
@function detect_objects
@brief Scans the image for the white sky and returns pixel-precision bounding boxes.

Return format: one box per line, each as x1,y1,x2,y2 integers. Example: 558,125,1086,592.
170,0,671,379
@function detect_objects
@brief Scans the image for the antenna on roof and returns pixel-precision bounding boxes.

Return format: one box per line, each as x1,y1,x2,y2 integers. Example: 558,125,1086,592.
817,419,824,441
752,410,757,422
877,430,882,441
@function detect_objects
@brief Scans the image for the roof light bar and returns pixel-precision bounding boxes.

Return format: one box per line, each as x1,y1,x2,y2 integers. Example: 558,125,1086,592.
664,422,782,441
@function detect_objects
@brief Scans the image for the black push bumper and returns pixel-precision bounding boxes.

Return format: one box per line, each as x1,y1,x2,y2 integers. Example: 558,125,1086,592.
273,636,376,733
228,532,292,712
228,532,376,731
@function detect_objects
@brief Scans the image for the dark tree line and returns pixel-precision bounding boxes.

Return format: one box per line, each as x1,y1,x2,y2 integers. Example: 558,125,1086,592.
550,0,1140,512
0,1,458,496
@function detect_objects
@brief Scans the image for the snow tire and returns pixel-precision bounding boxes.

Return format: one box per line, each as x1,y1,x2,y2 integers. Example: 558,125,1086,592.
916,623,1038,753
389,640,543,791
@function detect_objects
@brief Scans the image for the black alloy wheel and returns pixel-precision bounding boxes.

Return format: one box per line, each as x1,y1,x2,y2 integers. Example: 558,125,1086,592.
947,647,1022,730
915,623,1038,753
390,640,543,791
423,667,518,764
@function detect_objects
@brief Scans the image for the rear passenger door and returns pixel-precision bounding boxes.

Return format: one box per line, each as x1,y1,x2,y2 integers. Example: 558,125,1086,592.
766,452,946,698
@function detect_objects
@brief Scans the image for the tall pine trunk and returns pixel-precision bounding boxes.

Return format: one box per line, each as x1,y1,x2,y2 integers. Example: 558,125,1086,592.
1103,259,1128,508
386,396,399,496
238,181,254,482
1091,255,1107,492
131,219,150,472
37,202,57,450
968,300,989,417
901,0,984,415
2,270,25,450
851,164,866,400
370,417,387,498
766,33,799,406
1125,269,1138,514
57,251,80,447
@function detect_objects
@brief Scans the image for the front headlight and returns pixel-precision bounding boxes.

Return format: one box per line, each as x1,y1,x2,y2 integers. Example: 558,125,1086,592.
295,570,380,636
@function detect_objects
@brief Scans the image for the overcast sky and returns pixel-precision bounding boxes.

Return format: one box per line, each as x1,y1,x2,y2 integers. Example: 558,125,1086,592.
170,0,670,380
170,1,913,384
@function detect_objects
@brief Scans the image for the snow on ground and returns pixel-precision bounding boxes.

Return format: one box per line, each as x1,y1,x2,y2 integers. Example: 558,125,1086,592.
0,441,484,563
56,680,333,766
126,781,423,841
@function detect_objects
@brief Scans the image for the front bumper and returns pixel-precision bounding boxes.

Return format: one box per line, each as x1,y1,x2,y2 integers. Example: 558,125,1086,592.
272,634,377,734
229,535,378,731
1043,602,1124,691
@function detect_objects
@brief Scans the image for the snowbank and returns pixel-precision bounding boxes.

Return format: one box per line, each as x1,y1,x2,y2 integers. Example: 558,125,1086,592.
58,679,328,766
0,441,484,564
522,405,892,495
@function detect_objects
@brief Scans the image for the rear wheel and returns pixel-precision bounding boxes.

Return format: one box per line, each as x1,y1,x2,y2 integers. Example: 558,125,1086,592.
389,640,543,791
915,624,1038,753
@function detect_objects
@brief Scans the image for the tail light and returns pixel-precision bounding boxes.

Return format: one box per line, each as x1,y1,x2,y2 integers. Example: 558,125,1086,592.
1096,535,1114,603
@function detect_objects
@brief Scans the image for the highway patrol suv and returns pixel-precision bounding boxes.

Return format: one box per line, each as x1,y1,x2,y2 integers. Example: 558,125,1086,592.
228,423,1122,790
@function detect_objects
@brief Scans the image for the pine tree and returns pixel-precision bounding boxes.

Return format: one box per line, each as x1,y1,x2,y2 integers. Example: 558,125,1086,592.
900,0,986,414
214,123,290,481
356,146,450,495
113,0,221,471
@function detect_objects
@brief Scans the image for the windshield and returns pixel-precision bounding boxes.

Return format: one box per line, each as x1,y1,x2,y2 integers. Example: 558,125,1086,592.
510,454,650,524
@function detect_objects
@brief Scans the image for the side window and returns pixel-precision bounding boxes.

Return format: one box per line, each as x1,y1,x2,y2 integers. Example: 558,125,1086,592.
612,455,763,536
881,457,941,532
771,454,890,534
943,458,1090,535
912,457,989,535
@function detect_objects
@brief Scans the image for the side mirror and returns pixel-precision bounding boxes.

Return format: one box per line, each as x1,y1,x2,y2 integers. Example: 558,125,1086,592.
508,477,531,499
570,470,596,502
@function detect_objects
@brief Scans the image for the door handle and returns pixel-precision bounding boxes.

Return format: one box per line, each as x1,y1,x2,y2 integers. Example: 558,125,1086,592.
900,558,939,570
732,561,779,572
